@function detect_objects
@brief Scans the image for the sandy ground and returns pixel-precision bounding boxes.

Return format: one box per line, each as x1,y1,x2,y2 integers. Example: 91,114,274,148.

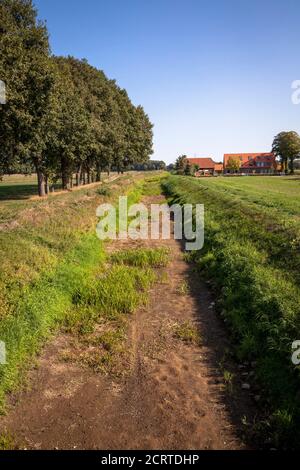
0,195,256,450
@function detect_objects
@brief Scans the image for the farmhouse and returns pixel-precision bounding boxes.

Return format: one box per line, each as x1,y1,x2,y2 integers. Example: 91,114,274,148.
186,157,223,176
223,153,276,174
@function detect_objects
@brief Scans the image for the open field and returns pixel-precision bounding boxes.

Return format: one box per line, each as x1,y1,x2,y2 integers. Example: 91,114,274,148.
0,175,38,201
195,175,300,220
0,173,120,203
163,175,300,448
0,172,299,449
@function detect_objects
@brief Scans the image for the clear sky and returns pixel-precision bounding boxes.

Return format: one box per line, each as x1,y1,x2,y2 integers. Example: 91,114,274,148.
35,0,300,164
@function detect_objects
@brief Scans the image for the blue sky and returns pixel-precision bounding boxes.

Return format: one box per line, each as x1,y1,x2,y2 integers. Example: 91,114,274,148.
35,0,300,164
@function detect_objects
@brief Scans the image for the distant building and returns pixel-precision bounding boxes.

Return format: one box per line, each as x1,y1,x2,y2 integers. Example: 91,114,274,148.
213,163,224,175
223,153,276,174
186,157,223,176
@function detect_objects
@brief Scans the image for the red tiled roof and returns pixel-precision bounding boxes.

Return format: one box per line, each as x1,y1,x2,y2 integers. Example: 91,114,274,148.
224,153,275,168
241,154,275,169
186,157,216,169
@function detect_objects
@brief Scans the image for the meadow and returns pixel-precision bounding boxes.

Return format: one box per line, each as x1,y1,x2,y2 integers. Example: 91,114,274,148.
163,174,300,447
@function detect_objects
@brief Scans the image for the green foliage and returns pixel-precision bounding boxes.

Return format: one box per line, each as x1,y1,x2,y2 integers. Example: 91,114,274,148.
226,156,241,172
0,1,153,195
175,155,188,175
223,370,235,394
97,185,112,197
184,160,193,176
0,0,54,193
272,131,300,174
130,160,166,171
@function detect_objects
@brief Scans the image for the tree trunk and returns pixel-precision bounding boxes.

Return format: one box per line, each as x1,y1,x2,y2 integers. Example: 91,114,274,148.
62,172,69,190
290,157,294,174
61,158,70,190
45,175,49,195
87,169,91,184
37,169,46,197
76,165,82,186
96,165,101,182
285,159,288,174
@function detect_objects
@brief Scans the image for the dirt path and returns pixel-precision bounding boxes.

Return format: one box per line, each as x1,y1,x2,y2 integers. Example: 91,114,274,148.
0,194,255,450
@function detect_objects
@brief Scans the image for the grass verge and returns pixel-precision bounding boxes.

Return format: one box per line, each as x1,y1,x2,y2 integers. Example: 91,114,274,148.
163,175,300,449
0,173,154,409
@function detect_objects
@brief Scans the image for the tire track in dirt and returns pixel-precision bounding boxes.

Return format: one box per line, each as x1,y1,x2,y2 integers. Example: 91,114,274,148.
0,193,255,450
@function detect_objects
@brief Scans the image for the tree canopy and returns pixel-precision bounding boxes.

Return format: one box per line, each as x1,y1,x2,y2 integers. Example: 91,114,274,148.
174,155,188,175
272,131,300,174
0,0,153,195
226,157,240,172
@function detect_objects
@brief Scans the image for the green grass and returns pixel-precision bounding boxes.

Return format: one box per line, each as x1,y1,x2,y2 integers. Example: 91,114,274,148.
223,370,235,394
73,264,156,316
0,173,153,408
0,233,105,407
192,175,300,220
163,175,300,449
0,431,17,450
0,174,38,201
97,185,112,197
111,247,170,268
62,247,166,375
141,175,167,196
0,173,112,201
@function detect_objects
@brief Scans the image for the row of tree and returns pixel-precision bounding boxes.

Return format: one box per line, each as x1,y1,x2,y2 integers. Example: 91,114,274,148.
130,160,166,171
0,0,153,196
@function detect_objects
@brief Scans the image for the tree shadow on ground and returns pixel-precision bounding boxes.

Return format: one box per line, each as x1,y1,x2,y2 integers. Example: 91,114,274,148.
0,183,38,201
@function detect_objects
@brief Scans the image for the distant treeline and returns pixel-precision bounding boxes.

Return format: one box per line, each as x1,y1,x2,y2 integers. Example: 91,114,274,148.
2,160,167,175
129,160,166,171
0,0,153,196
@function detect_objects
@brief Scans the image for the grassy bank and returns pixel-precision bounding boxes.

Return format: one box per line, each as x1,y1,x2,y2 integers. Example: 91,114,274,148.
62,246,169,376
163,175,300,448
0,173,155,409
